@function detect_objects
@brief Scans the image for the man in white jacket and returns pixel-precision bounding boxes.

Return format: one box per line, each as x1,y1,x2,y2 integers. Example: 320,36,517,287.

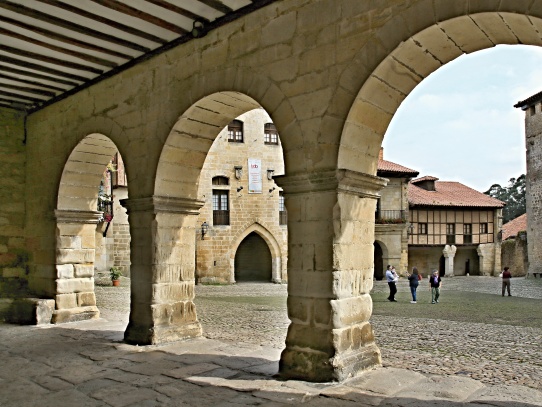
385,265,398,302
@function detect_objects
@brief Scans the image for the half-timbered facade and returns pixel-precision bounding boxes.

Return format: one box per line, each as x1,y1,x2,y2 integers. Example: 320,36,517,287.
408,177,504,276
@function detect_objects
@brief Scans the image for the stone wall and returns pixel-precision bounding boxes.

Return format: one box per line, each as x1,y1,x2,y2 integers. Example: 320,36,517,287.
0,108,28,299
196,108,287,284
501,234,528,277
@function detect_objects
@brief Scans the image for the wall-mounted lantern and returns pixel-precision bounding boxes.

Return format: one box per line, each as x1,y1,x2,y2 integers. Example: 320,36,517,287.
269,187,275,193
201,221,209,240
237,186,243,192
234,165,243,180
267,168,274,180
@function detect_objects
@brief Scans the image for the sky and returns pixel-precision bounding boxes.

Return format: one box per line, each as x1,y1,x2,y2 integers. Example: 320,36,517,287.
382,44,542,192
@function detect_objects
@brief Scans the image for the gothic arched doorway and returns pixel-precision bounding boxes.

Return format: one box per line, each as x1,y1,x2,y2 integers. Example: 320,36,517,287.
234,232,272,282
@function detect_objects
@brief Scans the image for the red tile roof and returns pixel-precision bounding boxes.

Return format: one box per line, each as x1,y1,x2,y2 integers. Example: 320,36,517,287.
408,178,505,208
502,213,527,240
377,159,419,175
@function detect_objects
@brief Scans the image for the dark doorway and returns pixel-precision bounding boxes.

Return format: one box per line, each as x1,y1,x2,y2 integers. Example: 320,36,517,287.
439,255,445,277
234,232,272,282
374,242,384,280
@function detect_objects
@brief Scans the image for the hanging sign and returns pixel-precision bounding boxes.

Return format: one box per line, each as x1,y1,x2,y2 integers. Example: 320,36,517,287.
248,158,262,193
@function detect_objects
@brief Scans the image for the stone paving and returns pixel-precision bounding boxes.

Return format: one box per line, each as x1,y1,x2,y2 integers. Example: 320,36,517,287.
0,276,540,406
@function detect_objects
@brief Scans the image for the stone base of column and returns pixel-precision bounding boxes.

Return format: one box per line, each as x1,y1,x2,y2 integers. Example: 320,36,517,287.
279,321,382,382
52,306,100,324
124,321,202,345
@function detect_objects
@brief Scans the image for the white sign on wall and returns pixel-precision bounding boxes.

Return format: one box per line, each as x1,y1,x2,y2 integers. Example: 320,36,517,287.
248,158,262,193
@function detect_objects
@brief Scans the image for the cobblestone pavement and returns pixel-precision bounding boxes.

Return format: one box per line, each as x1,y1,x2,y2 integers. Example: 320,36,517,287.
94,276,542,392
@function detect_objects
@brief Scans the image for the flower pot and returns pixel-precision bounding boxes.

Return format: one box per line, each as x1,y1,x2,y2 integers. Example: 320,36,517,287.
112,279,120,287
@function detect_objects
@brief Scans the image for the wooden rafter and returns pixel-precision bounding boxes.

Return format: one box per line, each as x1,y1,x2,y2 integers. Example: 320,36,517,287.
0,55,88,82
0,15,133,60
0,44,103,75
0,64,79,87
90,0,188,35
0,1,150,52
0,73,66,92
0,89,45,103
35,0,168,45
143,0,211,23
0,82,57,97
0,27,117,68
197,0,233,14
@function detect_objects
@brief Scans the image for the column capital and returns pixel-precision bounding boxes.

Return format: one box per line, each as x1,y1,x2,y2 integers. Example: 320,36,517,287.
275,169,387,198
443,244,457,257
54,209,103,224
120,195,205,215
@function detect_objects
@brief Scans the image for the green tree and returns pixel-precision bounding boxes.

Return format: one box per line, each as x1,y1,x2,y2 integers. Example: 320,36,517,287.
484,174,526,223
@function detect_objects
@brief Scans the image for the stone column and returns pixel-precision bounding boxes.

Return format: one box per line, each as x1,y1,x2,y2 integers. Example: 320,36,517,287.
276,169,387,382
53,210,101,323
121,196,204,345
442,245,457,277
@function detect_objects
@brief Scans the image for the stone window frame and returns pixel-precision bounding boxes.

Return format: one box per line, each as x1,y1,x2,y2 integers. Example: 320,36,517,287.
264,123,278,145
228,119,244,143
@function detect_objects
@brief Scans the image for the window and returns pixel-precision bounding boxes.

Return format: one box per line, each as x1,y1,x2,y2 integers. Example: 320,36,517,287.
228,120,243,142
418,223,427,235
264,123,278,145
446,223,455,244
530,105,536,116
463,223,472,244
212,190,229,225
279,192,287,225
480,223,488,234
212,176,229,186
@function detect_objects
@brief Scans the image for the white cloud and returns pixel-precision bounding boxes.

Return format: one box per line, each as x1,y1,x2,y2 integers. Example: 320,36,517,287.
383,45,541,191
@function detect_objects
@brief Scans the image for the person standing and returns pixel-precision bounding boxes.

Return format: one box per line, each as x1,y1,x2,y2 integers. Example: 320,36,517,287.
429,269,442,304
407,267,420,303
385,265,398,302
501,266,512,297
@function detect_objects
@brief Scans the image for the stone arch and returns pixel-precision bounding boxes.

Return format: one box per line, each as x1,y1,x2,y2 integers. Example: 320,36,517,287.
337,11,542,174
54,133,124,324
230,222,284,283
373,240,389,281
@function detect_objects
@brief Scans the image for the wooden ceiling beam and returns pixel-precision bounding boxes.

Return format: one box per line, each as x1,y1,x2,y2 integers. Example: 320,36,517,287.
0,82,57,97
0,44,103,75
90,0,188,35
0,98,31,109
0,89,45,103
0,72,66,92
143,0,210,23
0,64,79,87
0,1,150,52
197,0,233,14
36,0,168,45
0,55,88,82
0,15,133,60
0,27,118,68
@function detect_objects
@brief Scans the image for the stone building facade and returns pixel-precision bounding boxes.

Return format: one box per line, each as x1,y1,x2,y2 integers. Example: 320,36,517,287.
195,108,287,284
515,93,542,278
500,213,528,277
374,151,418,279
3,0,542,382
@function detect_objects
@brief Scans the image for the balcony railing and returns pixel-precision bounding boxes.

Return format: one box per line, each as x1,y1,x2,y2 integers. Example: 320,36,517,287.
375,210,406,224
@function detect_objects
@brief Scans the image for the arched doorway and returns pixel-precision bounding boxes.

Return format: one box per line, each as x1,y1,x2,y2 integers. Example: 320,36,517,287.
55,134,128,323
373,242,384,280
234,232,272,282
